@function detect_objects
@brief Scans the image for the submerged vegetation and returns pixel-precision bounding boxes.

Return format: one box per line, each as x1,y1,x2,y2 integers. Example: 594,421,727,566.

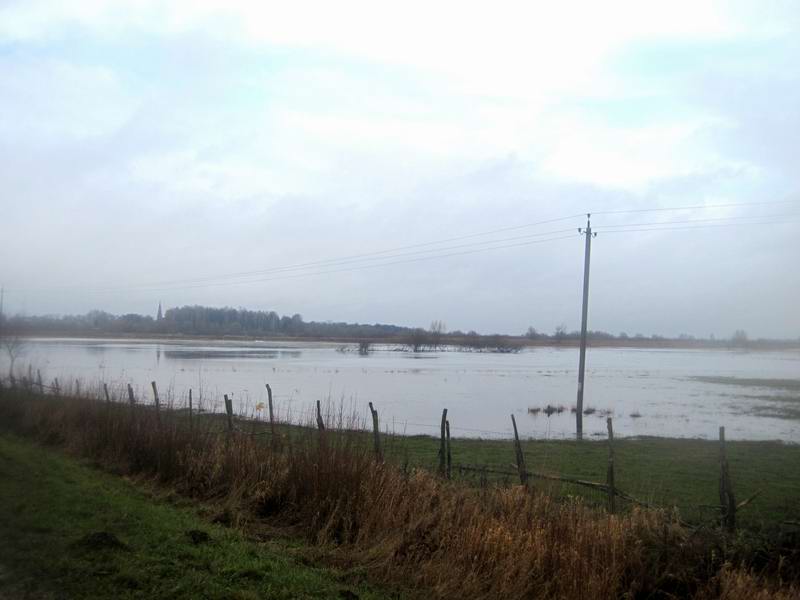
691,376,800,421
1,385,800,599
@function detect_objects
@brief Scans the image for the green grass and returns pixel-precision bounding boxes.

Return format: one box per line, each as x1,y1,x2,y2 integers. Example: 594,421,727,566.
192,410,800,530
0,433,398,600
385,433,800,529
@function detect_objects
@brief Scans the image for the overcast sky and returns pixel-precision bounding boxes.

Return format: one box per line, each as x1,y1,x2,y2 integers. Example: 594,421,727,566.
1,1,798,338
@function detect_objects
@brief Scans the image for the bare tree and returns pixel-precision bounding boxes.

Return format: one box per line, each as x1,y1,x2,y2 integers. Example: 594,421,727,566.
407,328,430,352
429,320,447,350
731,330,748,348
2,335,26,378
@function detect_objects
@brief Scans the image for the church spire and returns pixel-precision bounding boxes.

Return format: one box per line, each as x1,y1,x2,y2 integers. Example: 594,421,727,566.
157,301,163,321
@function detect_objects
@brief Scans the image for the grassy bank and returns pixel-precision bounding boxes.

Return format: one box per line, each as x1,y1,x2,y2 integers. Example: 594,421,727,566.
0,433,394,599
1,387,799,599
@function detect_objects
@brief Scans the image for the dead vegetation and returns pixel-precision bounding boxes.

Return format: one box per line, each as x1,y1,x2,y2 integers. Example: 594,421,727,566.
0,386,798,599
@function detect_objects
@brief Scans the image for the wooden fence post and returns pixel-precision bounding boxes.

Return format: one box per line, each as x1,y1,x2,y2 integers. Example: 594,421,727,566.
37,370,43,394
438,408,448,477
719,426,736,531
266,384,275,438
368,402,382,461
103,383,110,404
127,384,135,406
75,379,81,397
316,400,325,431
151,381,160,423
224,394,234,434
53,378,60,396
188,389,193,432
606,417,616,514
445,419,452,480
511,414,528,486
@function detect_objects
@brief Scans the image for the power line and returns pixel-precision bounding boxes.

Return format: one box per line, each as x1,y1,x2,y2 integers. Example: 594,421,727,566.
594,213,799,230
17,232,580,295
595,219,798,234
597,213,800,232
5,200,796,295
591,199,799,216
5,216,585,294
96,226,580,290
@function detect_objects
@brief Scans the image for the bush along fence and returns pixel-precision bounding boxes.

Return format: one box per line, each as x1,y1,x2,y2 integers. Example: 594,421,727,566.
0,371,762,532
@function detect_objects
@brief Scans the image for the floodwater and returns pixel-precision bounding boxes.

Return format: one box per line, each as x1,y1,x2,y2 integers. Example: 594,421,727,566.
6,337,800,442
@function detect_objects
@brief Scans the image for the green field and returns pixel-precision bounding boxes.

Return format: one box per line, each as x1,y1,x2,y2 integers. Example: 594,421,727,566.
383,433,800,528
191,409,800,531
0,434,399,600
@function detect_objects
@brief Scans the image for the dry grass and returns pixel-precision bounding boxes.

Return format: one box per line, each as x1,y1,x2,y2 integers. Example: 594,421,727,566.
0,386,798,600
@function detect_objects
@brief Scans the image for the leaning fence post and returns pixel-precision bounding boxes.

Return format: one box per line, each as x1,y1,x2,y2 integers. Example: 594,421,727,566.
224,394,234,434
606,417,616,513
316,400,325,431
445,419,452,480
511,414,528,486
719,426,736,531
266,384,275,438
151,381,160,423
103,383,111,404
368,402,383,461
53,378,60,396
437,408,448,476
37,370,43,394
127,383,135,405
188,388,193,432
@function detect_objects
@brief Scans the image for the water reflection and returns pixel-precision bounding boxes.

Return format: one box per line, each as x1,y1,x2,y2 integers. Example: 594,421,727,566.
163,349,303,360
8,338,800,441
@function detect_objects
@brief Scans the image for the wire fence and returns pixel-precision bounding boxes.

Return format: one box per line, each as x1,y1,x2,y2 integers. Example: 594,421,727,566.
0,369,773,532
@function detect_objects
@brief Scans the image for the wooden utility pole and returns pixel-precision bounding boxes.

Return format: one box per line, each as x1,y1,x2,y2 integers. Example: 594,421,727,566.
576,214,596,440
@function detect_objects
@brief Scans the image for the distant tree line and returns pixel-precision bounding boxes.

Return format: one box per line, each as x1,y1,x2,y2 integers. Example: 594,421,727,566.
2,306,410,339
1,306,797,351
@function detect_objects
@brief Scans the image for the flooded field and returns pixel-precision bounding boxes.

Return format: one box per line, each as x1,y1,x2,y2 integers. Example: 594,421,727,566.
7,337,800,442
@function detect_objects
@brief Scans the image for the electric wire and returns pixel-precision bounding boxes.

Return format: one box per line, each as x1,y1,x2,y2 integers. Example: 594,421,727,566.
594,219,799,234
4,200,796,295
591,198,799,216
75,232,580,294
593,213,799,229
